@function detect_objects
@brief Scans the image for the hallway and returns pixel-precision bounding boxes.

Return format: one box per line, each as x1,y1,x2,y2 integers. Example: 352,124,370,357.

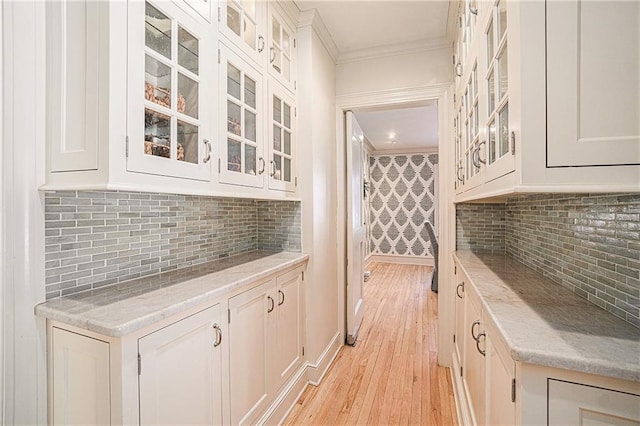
285,262,458,425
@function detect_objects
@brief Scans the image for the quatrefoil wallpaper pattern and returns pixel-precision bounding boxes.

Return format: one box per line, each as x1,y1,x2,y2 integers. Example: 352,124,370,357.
368,154,438,257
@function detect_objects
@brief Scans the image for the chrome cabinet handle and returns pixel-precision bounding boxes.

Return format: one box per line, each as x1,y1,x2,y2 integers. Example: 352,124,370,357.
469,2,478,15
269,47,276,64
477,141,486,164
270,160,276,177
203,139,211,163
471,320,481,341
510,131,516,155
456,62,463,77
472,147,481,169
456,166,464,182
258,36,265,53
213,323,222,347
278,289,285,306
475,331,486,356
456,282,464,299
267,296,274,313
258,157,266,175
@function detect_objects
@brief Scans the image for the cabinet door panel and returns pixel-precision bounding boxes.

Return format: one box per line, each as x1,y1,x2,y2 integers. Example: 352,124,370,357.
268,81,296,192
546,1,640,167
52,327,110,425
229,280,272,425
463,294,486,426
273,268,303,389
548,379,640,425
138,305,222,425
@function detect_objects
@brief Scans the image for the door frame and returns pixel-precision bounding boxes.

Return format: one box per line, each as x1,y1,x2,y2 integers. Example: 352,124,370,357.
335,83,454,364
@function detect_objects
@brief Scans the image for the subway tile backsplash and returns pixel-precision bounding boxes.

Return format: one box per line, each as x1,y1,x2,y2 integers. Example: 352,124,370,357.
44,191,301,299
456,203,506,254
456,193,640,328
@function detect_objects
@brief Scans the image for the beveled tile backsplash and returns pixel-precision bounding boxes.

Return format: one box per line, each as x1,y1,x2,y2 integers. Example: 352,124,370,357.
457,193,640,328
44,191,301,299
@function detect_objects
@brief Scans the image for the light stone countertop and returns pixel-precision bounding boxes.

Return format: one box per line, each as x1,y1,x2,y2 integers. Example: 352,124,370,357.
35,251,309,337
454,251,640,382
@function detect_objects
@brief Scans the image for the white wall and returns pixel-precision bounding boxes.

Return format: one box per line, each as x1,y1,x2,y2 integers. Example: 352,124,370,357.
336,47,452,97
296,16,340,372
2,1,47,424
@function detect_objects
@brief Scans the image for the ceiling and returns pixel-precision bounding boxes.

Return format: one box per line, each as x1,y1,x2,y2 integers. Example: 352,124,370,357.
295,1,453,151
294,0,454,54
354,102,438,152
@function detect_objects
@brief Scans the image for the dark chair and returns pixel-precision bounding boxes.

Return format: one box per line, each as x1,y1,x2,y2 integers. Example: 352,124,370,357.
425,221,438,293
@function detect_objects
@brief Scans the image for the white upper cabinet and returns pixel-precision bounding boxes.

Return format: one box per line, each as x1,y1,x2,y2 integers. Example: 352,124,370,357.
268,81,296,192
546,0,640,168
219,43,265,188
218,0,266,67
127,1,214,181
44,0,299,198
453,0,640,202
268,5,296,93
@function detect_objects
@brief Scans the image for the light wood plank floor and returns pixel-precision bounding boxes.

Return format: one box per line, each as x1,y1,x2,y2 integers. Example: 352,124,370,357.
284,262,458,425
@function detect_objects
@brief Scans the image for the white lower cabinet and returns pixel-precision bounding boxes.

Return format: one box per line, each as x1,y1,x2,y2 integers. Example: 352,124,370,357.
138,305,223,425
229,266,304,425
51,327,111,425
452,258,640,426
47,264,306,425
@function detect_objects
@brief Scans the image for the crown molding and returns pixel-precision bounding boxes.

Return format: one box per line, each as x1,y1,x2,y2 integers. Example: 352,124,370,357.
370,147,439,156
297,9,339,63
337,83,451,109
274,0,300,30
337,37,452,65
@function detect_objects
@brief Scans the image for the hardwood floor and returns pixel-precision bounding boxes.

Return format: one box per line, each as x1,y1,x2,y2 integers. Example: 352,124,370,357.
284,262,458,425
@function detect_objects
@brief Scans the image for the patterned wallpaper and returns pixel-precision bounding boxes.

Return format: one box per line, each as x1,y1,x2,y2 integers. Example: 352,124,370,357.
368,153,438,257
44,191,301,299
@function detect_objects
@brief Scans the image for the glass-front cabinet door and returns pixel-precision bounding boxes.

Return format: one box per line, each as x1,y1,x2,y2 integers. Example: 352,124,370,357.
219,0,266,67
219,44,264,188
128,1,212,181
268,81,296,192
484,0,514,182
268,7,296,93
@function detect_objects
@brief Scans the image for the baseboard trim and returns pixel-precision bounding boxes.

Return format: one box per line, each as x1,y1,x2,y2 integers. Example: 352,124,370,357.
307,331,342,386
368,254,435,266
451,352,470,426
259,363,309,425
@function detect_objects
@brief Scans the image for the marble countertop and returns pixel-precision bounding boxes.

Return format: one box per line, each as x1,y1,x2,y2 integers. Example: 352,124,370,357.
454,251,640,382
35,251,309,337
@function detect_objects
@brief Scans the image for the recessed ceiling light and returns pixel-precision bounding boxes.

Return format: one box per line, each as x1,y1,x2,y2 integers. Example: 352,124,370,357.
388,132,396,139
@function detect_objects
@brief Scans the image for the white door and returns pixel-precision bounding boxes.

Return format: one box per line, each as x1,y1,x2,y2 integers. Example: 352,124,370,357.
345,111,365,345
138,305,223,425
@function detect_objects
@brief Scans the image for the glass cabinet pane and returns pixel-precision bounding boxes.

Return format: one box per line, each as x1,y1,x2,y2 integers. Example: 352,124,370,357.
499,103,509,157
488,70,495,113
283,30,291,57
488,119,496,164
272,19,281,47
273,124,281,151
227,6,241,36
284,130,291,155
177,120,198,163
244,76,256,109
243,0,255,19
228,138,241,172
283,103,290,128
145,109,171,159
486,20,494,63
273,96,282,123
273,155,282,180
272,47,282,73
245,145,256,175
227,101,242,136
498,0,507,41
245,110,256,142
178,26,198,75
498,46,508,100
284,158,291,182
145,55,171,109
178,73,198,118
243,18,256,50
146,3,171,59
227,64,242,100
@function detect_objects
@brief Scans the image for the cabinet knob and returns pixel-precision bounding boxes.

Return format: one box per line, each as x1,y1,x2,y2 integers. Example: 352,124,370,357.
213,323,222,347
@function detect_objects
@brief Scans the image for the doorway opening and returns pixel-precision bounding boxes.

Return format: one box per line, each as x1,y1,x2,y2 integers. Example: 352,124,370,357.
340,96,443,346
